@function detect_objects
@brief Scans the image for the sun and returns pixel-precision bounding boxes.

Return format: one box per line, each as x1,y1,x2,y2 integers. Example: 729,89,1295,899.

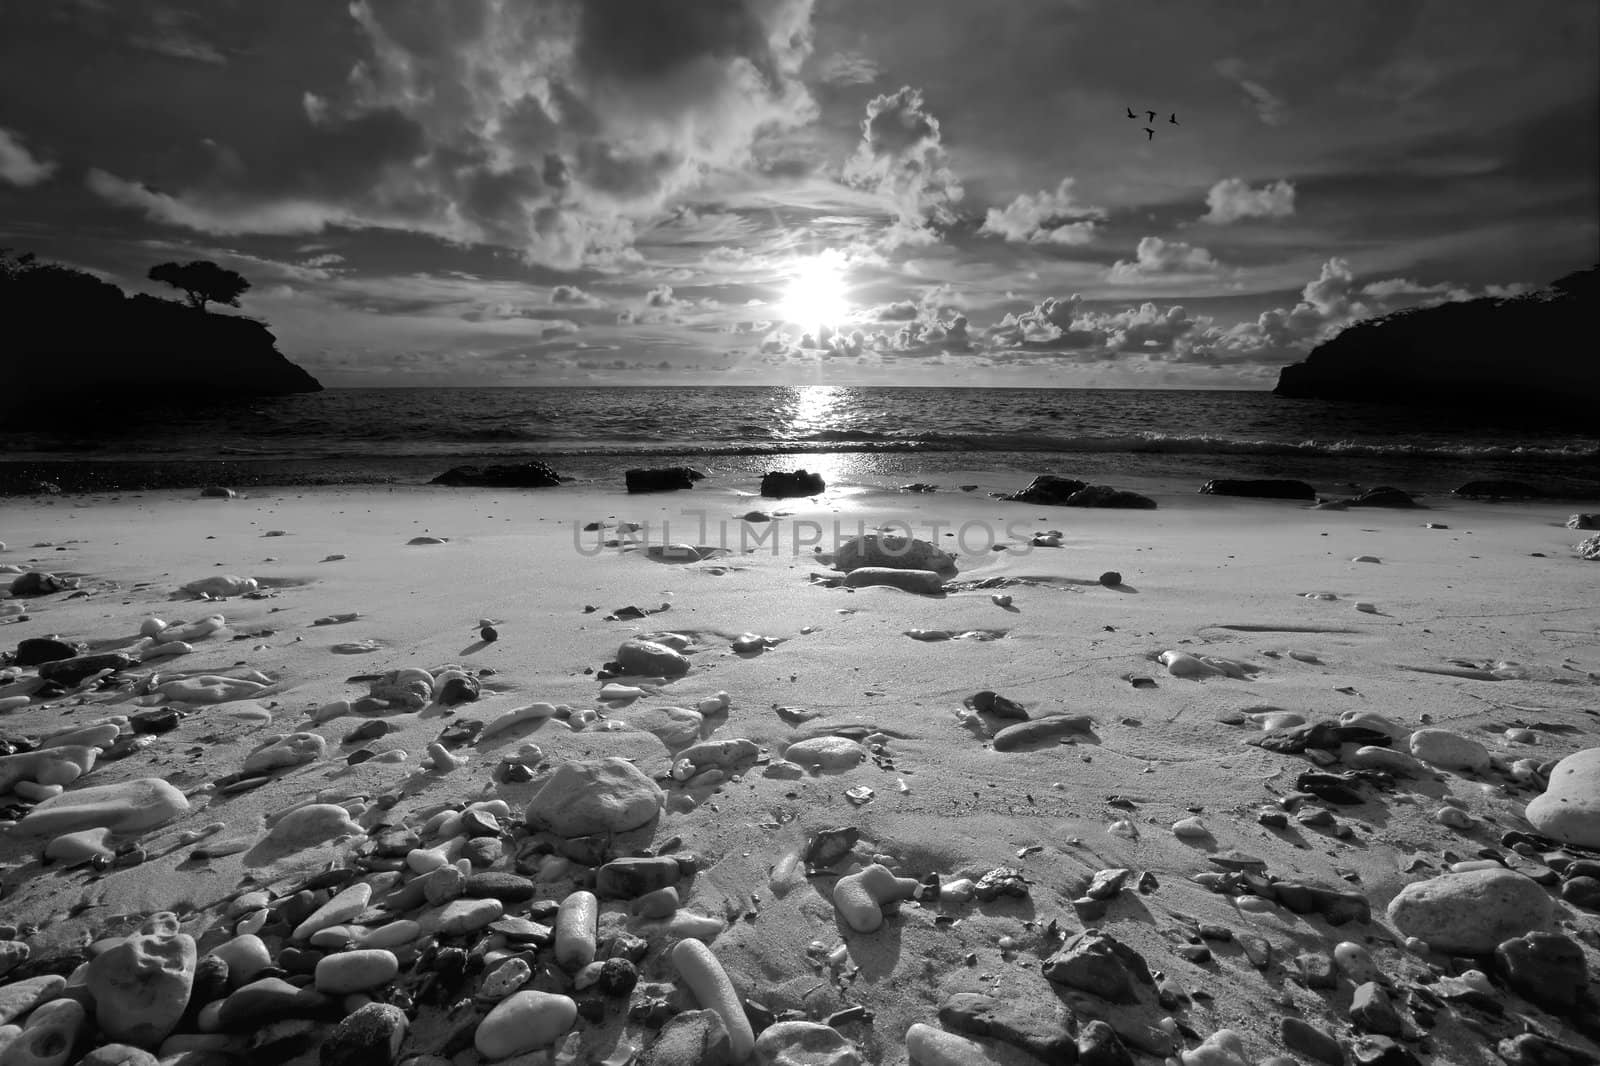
778,252,850,332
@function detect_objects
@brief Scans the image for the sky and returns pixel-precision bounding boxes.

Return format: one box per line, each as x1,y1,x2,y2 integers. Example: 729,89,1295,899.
1,0,1596,389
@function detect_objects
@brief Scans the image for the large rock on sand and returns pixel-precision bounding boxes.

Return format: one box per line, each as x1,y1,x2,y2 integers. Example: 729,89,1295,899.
1525,748,1600,848
13,778,188,836
1386,868,1552,953
526,758,663,836
86,912,197,1048
834,534,955,574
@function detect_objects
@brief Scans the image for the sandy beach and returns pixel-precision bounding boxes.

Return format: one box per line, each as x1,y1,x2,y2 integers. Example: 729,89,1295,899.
2,474,1598,1066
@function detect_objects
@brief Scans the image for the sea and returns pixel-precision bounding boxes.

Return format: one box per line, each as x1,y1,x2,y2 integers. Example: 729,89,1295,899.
4,386,1598,498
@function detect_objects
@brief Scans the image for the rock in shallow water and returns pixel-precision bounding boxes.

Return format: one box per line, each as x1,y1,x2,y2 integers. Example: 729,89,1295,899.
1386,867,1553,953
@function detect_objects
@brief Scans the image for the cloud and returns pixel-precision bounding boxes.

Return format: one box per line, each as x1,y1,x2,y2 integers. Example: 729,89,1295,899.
0,128,57,187
1108,236,1221,280
85,0,821,268
979,178,1105,244
552,284,601,306
1216,58,1287,126
816,50,879,85
841,86,964,244
1202,178,1296,224
645,284,681,308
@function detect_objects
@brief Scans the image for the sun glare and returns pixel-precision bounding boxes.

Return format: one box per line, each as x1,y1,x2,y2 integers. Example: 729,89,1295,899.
779,252,850,332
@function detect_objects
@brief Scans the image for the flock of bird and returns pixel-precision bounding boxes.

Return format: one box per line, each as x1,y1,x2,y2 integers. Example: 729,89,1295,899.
1128,107,1177,140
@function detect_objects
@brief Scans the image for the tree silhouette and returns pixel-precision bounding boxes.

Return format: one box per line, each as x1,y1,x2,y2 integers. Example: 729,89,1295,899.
148,260,250,312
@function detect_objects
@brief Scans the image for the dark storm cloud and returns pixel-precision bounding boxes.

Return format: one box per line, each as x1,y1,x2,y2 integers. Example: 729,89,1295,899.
68,0,821,268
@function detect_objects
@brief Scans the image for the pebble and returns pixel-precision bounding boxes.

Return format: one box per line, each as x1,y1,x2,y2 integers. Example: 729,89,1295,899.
313,949,398,994
474,991,577,1059
1407,728,1490,772
1172,817,1209,839
1182,1029,1249,1066
753,1021,862,1066
904,1023,995,1065
1333,941,1377,983
783,736,866,772
479,958,532,1001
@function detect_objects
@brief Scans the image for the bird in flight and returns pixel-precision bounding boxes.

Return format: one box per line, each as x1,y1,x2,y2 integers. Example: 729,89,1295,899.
1170,113,1179,124
1143,127,1155,140
1146,110,1156,122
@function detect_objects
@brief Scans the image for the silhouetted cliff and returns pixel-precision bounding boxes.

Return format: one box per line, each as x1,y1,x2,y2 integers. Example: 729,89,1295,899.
1274,266,1598,414
1,253,321,397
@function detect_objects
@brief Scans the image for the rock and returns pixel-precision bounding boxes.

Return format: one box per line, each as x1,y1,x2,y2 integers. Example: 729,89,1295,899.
905,1023,1006,1065
1496,1033,1600,1066
1333,941,1377,983
216,977,327,1030
14,638,75,667
937,993,1076,1063
475,990,577,1058
38,652,137,685
261,803,362,853
1346,486,1419,508
1525,747,1600,848
2,998,88,1066
241,732,326,775
86,911,197,1048
14,778,187,836
1063,484,1157,508
1581,534,1600,561
760,470,825,498
0,943,29,980
991,714,1093,751
0,975,65,1025
1494,931,1589,1011
643,1009,733,1066
596,857,681,899
834,534,956,573
1001,475,1087,504
782,736,864,773
615,639,691,677
840,567,946,594
1453,480,1550,499
1182,1029,1249,1066
752,1021,861,1065
318,1002,407,1066
832,864,919,932
44,826,114,866
429,461,561,487
181,574,259,598
313,950,397,994
1386,867,1552,953
526,757,663,836
1281,1017,1343,1065
463,873,536,903
1099,571,1121,587
1568,513,1600,530
1199,478,1316,500
617,706,704,749
1041,929,1152,1004
1407,728,1490,772
1077,1020,1134,1066
1560,876,1600,909
1350,982,1402,1035
426,898,503,935
209,935,271,987
80,1045,161,1066
8,572,70,597
624,467,703,493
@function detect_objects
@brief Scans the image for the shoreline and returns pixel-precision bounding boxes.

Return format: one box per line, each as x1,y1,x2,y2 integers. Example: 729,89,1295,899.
3,456,1599,504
